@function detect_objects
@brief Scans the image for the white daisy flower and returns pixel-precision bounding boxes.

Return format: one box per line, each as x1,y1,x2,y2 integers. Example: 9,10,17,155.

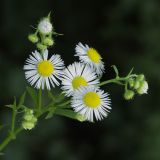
24,49,64,90
75,42,105,76
38,18,53,34
71,86,111,122
61,62,100,97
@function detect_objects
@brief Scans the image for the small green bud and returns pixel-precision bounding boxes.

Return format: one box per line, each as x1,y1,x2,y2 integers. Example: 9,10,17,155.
124,90,135,100
134,81,140,90
22,121,35,130
37,43,47,50
24,114,34,121
28,34,38,43
43,37,54,46
22,109,37,130
137,81,148,95
128,79,135,88
30,117,37,123
136,74,145,81
76,114,86,122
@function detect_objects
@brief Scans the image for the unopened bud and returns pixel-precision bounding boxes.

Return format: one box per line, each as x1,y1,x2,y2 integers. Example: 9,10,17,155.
134,81,140,90
22,121,35,130
129,79,135,88
43,37,54,46
124,90,135,100
136,74,145,82
28,34,38,43
137,81,148,94
76,114,86,122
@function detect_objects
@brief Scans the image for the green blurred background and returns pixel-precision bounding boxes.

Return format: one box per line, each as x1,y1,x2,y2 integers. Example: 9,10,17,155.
0,0,160,160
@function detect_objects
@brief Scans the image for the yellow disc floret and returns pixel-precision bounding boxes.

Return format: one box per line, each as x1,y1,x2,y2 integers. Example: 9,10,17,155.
72,76,88,89
37,60,54,77
83,92,101,108
87,48,101,63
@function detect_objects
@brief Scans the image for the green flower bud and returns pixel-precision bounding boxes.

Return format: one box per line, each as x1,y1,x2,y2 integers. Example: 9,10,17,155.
137,81,148,95
24,114,34,121
134,81,140,90
30,117,37,123
37,43,47,50
28,34,38,43
124,90,135,100
76,114,86,122
22,121,35,130
136,74,145,81
128,79,135,88
22,109,37,130
43,37,54,46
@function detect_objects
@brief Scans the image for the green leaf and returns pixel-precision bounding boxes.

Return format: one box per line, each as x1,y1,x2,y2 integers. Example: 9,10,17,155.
54,109,86,122
18,92,26,108
128,67,134,76
5,105,14,109
45,112,54,119
45,107,55,119
112,65,119,78
26,86,38,106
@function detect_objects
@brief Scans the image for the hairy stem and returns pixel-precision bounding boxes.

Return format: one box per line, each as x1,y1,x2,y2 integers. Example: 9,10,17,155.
0,127,23,152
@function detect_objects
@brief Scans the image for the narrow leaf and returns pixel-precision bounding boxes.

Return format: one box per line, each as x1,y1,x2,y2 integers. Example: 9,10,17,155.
112,65,119,77
54,109,85,122
18,92,26,108
26,87,38,106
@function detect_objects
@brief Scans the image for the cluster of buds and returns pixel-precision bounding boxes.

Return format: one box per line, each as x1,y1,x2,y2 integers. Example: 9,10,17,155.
28,14,54,51
22,109,37,130
124,74,149,100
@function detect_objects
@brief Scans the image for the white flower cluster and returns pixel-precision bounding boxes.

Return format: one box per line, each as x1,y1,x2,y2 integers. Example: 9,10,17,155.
24,42,111,122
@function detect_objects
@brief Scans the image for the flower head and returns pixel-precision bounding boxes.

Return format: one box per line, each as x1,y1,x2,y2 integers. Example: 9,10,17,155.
71,86,111,122
75,42,105,76
24,49,64,90
61,62,99,97
38,18,53,34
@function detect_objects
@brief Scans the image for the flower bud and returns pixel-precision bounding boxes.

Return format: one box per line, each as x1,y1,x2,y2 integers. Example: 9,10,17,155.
128,79,135,88
76,114,86,122
38,18,53,35
37,43,47,50
22,109,37,130
28,34,39,43
136,74,145,81
137,81,148,94
134,81,140,90
22,121,35,130
24,114,34,121
124,90,135,100
43,37,54,46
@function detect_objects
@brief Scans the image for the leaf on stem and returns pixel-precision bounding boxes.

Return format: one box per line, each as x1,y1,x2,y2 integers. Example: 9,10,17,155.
127,67,134,76
112,65,119,78
18,92,26,109
26,87,38,106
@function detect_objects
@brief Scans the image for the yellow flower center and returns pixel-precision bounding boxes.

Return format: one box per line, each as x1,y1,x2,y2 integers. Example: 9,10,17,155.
83,92,101,108
87,48,101,63
72,76,88,89
37,60,54,77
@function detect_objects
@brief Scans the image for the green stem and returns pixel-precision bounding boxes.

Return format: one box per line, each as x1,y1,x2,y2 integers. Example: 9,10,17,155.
11,109,17,133
99,75,137,87
0,127,23,152
38,89,42,115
